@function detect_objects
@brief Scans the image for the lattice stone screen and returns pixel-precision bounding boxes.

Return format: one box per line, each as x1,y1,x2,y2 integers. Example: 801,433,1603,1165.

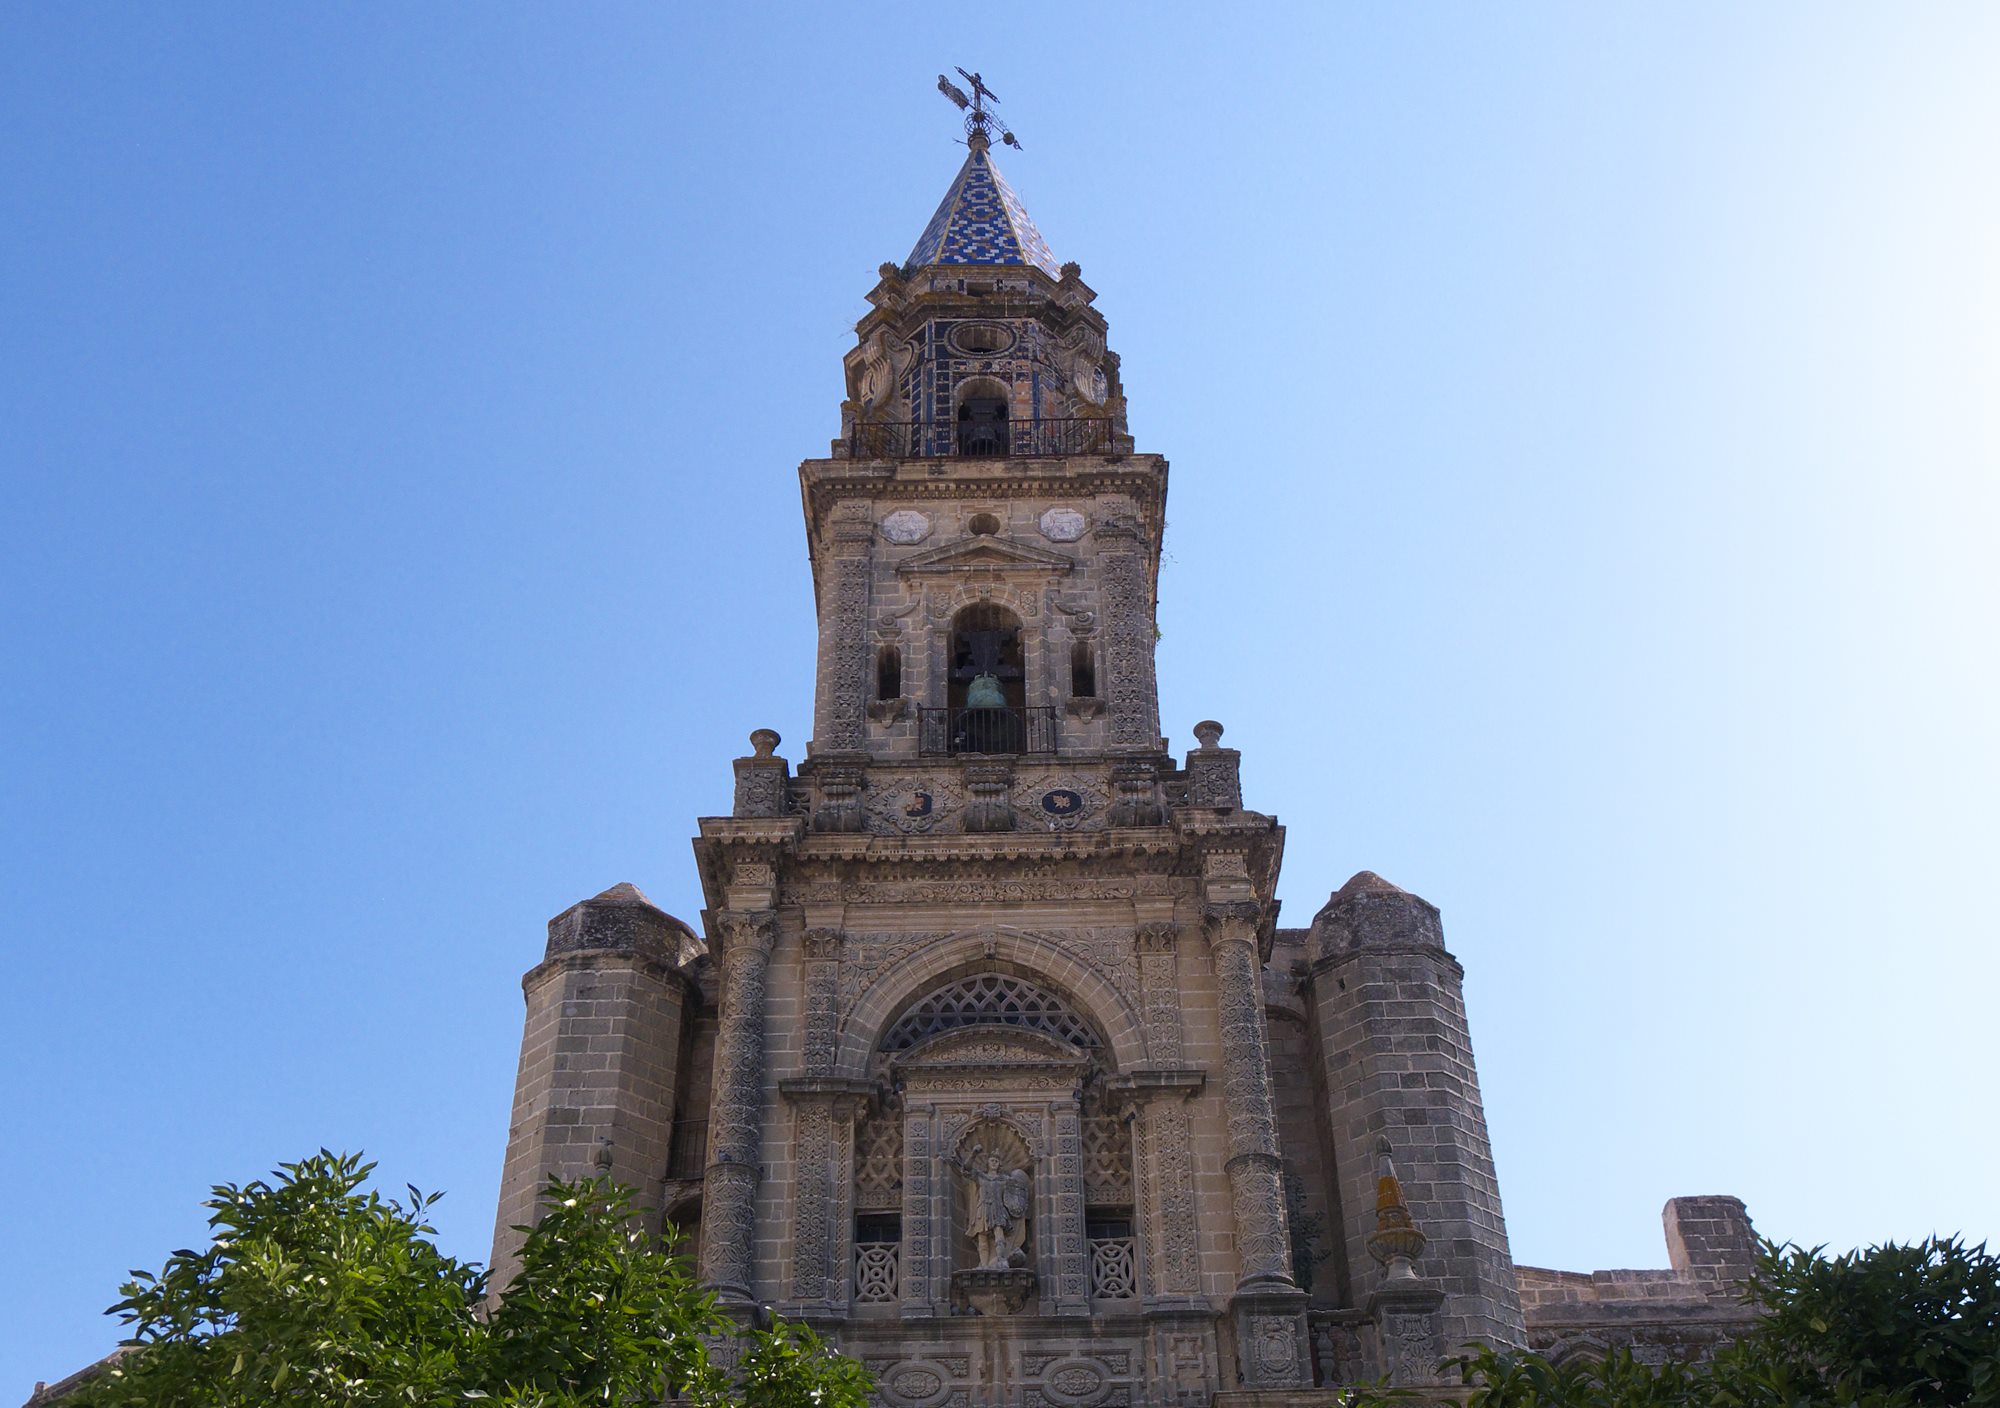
854,1114,902,1210
854,1241,900,1304
1089,1236,1137,1300
881,972,1100,1051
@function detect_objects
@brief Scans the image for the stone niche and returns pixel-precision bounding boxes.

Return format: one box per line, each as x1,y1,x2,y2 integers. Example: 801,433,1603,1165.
890,1026,1093,1319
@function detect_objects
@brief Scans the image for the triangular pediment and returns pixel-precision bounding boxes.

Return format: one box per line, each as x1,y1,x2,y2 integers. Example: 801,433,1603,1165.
897,535,1074,576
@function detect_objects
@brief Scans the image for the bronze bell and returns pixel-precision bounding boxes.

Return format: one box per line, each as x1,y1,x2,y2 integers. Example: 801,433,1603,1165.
965,672,1008,709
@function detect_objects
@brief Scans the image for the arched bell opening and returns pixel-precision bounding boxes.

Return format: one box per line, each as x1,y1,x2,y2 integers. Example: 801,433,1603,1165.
947,602,1026,753
954,375,1011,457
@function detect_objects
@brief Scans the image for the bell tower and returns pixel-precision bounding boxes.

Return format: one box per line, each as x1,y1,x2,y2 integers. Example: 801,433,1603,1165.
495,78,1529,1407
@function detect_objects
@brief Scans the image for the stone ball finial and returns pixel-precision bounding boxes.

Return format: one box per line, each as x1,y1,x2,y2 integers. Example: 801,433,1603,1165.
878,261,903,283
1059,261,1082,282
749,728,781,759
593,1136,614,1174
1193,720,1225,750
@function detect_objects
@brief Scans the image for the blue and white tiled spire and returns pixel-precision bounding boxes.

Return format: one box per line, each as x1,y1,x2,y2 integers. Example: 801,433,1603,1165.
904,133,1060,277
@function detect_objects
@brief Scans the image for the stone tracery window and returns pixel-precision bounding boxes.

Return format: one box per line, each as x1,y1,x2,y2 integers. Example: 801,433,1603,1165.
880,972,1100,1052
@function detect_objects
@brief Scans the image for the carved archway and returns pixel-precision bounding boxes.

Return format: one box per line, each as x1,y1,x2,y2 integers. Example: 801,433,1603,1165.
834,927,1146,1079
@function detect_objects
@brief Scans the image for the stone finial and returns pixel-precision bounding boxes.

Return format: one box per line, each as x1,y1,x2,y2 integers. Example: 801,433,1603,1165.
749,728,781,759
1193,720,1224,750
593,1137,614,1174
1059,260,1082,282
1367,1139,1428,1280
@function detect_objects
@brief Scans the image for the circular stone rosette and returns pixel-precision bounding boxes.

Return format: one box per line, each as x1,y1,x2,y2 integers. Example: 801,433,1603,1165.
880,1362,951,1408
1039,1357,1112,1408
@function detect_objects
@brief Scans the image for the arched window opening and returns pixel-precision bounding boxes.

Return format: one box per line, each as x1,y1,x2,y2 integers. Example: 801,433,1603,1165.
955,377,1011,457
1069,639,1097,699
876,644,902,701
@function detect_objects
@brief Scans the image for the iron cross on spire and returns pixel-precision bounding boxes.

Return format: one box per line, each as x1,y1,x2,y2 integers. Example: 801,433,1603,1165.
935,68,1023,150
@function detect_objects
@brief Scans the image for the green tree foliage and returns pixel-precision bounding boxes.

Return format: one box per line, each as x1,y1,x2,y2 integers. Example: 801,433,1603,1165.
1391,1236,2000,1408
67,1151,873,1408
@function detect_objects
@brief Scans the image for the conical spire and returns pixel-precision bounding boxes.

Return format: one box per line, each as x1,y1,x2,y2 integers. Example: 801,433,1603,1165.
904,134,1059,277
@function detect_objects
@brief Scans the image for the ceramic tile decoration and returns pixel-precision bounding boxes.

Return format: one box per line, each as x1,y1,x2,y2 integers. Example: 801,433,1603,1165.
905,148,1060,277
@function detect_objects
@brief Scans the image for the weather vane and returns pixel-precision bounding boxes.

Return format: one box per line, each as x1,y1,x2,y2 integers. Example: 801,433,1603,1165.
936,68,1022,150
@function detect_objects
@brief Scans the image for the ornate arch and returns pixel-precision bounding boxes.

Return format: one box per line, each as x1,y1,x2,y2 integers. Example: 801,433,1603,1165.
835,927,1146,1079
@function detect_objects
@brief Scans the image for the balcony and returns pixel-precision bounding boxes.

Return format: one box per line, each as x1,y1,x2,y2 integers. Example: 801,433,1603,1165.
919,706,1058,756
848,417,1117,460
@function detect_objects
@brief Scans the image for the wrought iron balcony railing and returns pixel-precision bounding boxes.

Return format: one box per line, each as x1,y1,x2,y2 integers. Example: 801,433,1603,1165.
848,417,1117,460
919,705,1058,756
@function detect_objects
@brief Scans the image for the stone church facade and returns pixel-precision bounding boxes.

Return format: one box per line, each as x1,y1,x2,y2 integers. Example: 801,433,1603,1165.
489,127,1759,1405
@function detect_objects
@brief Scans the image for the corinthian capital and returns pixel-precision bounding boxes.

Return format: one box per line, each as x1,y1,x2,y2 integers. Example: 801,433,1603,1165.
714,910,777,959
1201,900,1263,946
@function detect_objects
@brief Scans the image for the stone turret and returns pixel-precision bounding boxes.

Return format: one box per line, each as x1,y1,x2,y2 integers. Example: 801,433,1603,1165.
1306,872,1527,1352
490,883,700,1288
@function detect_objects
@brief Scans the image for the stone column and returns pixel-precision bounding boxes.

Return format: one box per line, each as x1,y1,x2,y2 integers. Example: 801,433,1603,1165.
699,909,776,1303
813,501,875,752
1203,900,1294,1292
1095,500,1161,749
1205,898,1310,1391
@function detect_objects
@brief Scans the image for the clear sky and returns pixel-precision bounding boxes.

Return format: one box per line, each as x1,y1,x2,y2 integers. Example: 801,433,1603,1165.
4,2,1996,1394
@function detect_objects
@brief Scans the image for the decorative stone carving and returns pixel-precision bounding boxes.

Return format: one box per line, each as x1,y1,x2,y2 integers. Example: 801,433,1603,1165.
1038,506,1088,542
791,1099,836,1301
1136,1096,1201,1296
1107,759,1164,827
1136,924,1184,1066
732,730,789,818
818,503,874,751
1096,505,1159,748
813,763,865,834
962,762,1014,833
699,910,775,1301
1204,903,1295,1292
1081,1082,1133,1205
1009,774,1110,832
854,1109,903,1209
863,775,965,834
880,508,934,544
802,933,840,1077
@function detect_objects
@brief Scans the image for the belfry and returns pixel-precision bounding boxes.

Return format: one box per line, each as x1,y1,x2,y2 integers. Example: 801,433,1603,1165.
491,83,1761,1404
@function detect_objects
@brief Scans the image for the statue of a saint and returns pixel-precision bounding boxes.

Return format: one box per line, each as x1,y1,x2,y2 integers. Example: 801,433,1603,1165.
950,1144,1032,1270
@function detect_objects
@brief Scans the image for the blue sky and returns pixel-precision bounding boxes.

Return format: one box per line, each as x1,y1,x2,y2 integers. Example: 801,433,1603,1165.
4,2,1996,1393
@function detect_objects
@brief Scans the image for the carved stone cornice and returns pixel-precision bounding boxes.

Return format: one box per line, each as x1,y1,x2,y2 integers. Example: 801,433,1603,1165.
1106,1067,1205,1105
776,1076,879,1119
